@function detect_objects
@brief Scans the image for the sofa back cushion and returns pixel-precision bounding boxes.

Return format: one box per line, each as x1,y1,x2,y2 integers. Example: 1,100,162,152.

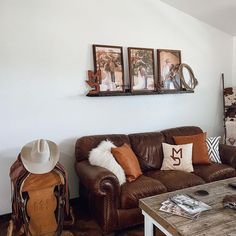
128,132,165,172
75,134,130,162
161,126,203,144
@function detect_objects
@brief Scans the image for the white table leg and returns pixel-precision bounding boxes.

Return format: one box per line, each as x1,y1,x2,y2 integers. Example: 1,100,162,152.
144,213,154,236
142,210,173,236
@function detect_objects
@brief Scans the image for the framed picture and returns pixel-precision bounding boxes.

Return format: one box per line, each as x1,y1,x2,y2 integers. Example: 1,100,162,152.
93,45,125,93
128,47,156,92
157,49,182,90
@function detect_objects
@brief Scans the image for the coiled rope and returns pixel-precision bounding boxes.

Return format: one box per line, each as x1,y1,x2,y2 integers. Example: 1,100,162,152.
177,63,198,90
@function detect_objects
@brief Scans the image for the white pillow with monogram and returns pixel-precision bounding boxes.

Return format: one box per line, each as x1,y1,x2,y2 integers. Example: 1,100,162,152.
161,143,193,172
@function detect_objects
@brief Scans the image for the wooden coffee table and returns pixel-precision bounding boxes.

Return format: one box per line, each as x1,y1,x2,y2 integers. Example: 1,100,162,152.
139,177,236,236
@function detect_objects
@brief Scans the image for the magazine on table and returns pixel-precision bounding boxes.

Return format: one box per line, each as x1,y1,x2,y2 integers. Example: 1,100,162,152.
159,200,200,219
159,194,211,219
170,194,211,215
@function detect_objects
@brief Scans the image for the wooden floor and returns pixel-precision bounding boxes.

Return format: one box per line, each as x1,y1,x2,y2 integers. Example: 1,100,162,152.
0,198,162,236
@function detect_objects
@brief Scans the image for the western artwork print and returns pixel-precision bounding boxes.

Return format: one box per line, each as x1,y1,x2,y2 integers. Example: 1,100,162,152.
93,45,124,92
128,48,155,92
158,49,181,90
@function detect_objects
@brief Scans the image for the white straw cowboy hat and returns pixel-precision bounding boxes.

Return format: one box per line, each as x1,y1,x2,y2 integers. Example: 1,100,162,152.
20,139,60,174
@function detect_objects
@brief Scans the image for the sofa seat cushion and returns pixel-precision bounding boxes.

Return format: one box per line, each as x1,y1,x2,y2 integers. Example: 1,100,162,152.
145,170,205,191
193,163,236,183
120,175,167,209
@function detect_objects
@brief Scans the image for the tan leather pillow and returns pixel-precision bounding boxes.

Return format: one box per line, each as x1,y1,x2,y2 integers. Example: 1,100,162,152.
173,132,211,165
111,143,142,182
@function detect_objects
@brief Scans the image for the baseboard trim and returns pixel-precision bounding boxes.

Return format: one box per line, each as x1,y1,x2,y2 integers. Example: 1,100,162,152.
0,197,79,221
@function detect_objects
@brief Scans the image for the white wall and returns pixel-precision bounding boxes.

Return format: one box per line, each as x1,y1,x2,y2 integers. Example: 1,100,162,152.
0,0,233,214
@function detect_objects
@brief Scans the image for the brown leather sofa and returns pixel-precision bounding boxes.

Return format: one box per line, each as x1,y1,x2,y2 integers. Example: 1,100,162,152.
75,126,236,235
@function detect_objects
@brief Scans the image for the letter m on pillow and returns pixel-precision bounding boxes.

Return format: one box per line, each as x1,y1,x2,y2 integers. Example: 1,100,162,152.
170,148,182,166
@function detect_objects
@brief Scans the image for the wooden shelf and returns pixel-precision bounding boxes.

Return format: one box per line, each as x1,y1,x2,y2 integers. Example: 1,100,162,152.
86,90,194,97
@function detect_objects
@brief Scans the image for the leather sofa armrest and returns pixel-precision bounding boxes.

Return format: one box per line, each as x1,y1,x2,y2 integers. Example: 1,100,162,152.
75,160,120,233
75,160,120,196
219,144,236,168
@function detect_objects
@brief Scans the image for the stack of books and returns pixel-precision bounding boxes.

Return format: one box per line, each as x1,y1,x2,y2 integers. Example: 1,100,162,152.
159,194,211,219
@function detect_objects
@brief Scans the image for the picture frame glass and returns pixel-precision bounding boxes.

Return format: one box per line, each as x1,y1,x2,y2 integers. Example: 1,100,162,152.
158,50,181,90
129,48,155,92
93,45,124,92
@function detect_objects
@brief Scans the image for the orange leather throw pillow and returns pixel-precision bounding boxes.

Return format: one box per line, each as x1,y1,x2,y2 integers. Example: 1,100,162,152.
111,143,142,182
173,132,211,165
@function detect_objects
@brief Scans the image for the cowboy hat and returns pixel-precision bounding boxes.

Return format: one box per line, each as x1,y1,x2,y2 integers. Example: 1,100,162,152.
20,139,60,174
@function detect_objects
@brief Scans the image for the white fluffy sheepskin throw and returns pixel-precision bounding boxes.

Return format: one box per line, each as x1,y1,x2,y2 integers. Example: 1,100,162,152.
89,140,126,185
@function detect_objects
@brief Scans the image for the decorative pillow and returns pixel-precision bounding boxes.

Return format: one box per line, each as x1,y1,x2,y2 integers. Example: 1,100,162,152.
161,143,193,172
174,133,211,165
111,143,142,182
89,140,126,185
206,136,221,163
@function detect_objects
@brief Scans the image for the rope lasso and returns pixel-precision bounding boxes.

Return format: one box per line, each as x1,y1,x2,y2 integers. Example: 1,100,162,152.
176,63,198,90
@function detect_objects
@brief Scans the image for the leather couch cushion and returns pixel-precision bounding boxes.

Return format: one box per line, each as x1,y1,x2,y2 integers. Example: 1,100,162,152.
161,126,203,145
174,132,211,165
145,170,205,191
75,134,130,162
120,175,167,209
128,132,165,171
193,163,236,182
111,143,142,182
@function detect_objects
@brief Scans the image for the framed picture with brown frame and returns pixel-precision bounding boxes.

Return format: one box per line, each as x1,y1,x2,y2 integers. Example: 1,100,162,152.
128,47,156,93
157,49,182,91
93,44,125,93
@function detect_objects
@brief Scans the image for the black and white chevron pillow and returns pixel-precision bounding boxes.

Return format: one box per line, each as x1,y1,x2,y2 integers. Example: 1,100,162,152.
206,137,221,163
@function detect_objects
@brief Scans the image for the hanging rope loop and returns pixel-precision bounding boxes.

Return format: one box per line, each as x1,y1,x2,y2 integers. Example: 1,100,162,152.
176,63,198,90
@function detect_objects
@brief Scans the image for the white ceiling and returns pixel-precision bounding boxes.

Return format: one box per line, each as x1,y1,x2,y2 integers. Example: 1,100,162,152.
161,0,236,36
